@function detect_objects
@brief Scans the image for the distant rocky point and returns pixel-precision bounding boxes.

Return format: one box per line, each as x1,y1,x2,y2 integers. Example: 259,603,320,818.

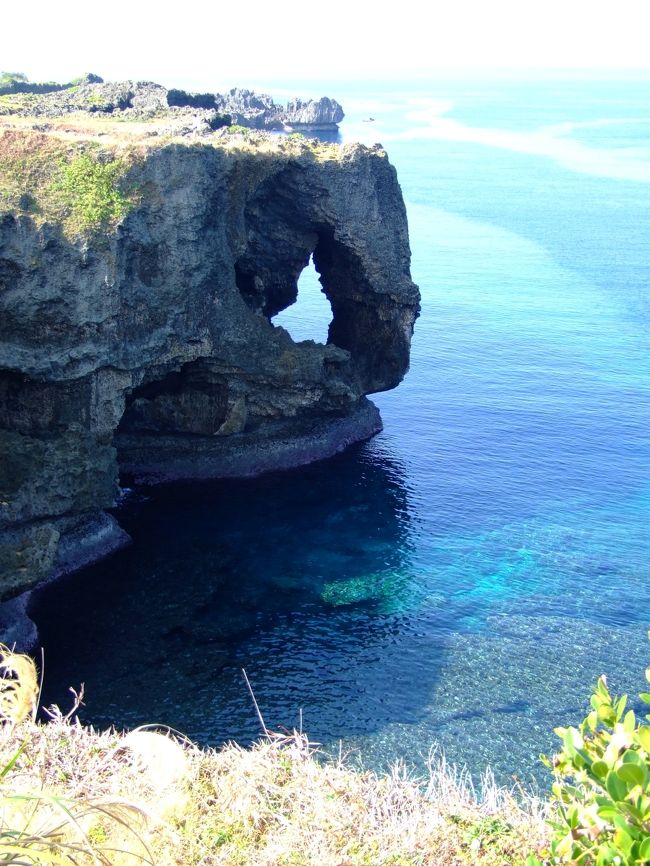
0,72,345,133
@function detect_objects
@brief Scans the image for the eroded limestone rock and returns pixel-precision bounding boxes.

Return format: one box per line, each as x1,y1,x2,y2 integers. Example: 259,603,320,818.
0,129,419,601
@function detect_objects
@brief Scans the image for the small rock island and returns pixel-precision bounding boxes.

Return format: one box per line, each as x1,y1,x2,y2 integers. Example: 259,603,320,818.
0,74,420,614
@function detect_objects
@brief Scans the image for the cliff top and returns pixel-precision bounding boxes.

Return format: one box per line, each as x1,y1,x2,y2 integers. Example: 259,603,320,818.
0,111,359,153
0,113,353,156
0,121,386,240
0,74,375,241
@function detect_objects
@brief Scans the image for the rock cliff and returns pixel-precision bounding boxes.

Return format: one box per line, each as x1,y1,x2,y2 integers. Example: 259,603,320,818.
0,112,419,604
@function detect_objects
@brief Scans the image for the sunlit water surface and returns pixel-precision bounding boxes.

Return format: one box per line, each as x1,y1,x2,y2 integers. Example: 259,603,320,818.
33,77,650,787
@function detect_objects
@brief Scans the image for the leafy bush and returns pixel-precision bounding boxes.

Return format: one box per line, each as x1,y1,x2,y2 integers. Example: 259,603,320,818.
0,74,66,97
167,88,216,110
54,153,132,232
0,72,28,88
531,639,650,865
0,72,103,96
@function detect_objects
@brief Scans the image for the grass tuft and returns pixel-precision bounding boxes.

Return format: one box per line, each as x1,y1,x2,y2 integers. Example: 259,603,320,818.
170,730,548,866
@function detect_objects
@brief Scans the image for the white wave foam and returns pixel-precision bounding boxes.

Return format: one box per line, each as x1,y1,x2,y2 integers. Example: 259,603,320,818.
384,109,650,182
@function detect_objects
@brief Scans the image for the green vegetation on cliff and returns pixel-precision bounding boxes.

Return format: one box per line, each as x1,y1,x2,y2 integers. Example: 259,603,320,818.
532,645,650,866
0,72,102,98
0,124,344,242
0,131,138,237
53,152,133,232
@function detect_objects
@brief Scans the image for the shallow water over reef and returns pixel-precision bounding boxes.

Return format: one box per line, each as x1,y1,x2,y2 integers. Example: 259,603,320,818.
33,76,650,787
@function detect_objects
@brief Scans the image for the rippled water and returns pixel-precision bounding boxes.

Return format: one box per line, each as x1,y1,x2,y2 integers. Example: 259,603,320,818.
32,77,650,787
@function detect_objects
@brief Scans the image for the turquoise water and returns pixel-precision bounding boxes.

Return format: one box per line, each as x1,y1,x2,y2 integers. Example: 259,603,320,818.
32,77,650,787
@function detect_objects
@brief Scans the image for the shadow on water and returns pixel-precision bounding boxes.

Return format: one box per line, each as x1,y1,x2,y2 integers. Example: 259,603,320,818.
31,440,441,747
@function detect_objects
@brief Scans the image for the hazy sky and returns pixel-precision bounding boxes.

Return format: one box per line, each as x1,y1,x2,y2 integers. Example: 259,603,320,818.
4,0,650,90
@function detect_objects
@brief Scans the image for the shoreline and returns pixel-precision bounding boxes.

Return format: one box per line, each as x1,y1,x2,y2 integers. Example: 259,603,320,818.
118,398,383,484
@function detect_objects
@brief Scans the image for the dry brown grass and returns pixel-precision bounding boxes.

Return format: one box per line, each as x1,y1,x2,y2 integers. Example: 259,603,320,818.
0,649,550,866
0,113,185,145
179,732,549,866
0,114,356,160
1,713,549,866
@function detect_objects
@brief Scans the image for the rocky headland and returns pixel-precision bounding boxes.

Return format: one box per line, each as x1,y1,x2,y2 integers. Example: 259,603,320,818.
0,78,419,631
0,73,345,133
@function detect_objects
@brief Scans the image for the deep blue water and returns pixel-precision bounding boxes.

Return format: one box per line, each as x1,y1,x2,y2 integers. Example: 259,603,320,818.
32,77,650,788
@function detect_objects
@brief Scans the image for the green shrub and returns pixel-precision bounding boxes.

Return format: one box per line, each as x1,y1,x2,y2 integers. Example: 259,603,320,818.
0,72,28,87
530,638,650,865
0,131,140,238
53,153,132,233
167,88,216,110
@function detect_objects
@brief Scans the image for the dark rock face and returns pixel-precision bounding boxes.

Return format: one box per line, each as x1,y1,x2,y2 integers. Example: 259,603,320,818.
0,136,419,601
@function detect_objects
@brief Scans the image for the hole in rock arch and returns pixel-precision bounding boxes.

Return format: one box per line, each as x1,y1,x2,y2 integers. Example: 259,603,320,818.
272,255,333,344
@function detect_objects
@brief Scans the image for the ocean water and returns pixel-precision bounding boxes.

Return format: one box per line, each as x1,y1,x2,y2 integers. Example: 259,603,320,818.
32,77,650,788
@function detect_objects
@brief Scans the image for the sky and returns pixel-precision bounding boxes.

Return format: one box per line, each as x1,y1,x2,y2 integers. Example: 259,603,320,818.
3,0,650,91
